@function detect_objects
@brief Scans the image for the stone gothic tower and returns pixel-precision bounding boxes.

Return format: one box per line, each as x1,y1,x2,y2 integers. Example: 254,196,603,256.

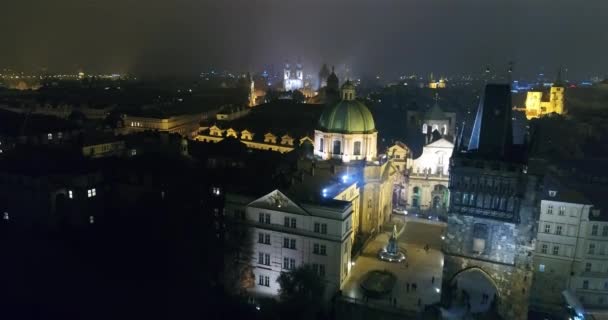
442,84,537,319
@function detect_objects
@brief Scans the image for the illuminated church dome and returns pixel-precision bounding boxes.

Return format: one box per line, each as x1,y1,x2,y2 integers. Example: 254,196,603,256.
314,81,378,163
318,81,376,134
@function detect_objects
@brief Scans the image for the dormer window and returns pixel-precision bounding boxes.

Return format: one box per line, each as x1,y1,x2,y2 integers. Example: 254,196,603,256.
47,133,53,140
548,190,557,197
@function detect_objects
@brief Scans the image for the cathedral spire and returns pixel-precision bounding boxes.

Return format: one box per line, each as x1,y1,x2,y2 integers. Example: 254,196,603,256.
554,66,564,87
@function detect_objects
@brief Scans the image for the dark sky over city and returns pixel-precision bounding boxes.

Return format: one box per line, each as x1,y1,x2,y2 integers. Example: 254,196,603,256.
4,0,608,79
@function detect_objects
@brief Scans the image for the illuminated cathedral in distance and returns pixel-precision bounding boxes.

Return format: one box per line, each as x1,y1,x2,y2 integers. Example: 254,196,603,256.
283,60,304,91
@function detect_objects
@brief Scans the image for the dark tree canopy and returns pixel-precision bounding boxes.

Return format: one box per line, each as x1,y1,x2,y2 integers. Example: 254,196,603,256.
276,265,326,319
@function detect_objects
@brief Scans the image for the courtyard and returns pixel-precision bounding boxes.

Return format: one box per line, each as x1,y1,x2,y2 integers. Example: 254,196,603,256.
342,216,446,313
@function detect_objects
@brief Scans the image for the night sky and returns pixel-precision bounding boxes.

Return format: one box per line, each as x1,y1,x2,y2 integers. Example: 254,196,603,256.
5,0,608,79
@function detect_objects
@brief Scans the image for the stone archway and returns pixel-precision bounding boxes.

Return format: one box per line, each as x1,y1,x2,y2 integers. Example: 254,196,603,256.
448,267,500,315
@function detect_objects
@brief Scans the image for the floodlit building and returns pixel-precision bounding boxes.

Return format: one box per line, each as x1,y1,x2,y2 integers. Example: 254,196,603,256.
525,70,565,119
314,81,377,163
283,61,304,92
531,175,608,313
122,112,204,137
443,84,537,319
226,188,355,300
407,138,453,214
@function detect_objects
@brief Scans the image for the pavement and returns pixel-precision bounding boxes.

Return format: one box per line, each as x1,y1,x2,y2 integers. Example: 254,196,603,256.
342,217,446,313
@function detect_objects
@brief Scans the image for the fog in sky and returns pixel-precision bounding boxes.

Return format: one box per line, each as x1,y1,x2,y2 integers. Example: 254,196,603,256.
4,0,608,79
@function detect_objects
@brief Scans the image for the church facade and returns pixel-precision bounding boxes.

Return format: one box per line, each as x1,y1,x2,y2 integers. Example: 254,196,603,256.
283,61,304,92
407,138,453,215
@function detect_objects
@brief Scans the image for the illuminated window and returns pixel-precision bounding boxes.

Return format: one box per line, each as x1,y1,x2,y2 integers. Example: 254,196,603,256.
212,187,221,196
131,149,137,156
422,123,428,134
89,216,95,224
68,190,73,199
58,132,63,139
47,133,53,140
87,188,96,198
3,212,8,221
539,264,545,272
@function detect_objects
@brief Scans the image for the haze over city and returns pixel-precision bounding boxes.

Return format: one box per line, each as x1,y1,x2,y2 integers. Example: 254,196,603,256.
5,0,608,79
3,2,608,320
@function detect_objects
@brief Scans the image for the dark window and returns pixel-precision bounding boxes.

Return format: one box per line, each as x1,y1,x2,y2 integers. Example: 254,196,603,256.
333,140,341,154
353,141,361,156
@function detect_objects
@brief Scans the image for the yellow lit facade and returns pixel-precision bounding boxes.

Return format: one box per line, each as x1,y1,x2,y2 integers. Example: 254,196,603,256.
525,85,565,119
195,125,313,153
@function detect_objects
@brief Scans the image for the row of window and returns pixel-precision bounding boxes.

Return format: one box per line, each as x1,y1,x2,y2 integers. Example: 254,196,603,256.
591,224,608,237
258,275,270,287
318,139,363,156
67,188,97,199
257,213,332,234
257,236,326,255
546,204,567,216
47,132,63,140
130,121,143,127
540,243,563,256
453,192,515,212
258,252,271,266
314,222,328,234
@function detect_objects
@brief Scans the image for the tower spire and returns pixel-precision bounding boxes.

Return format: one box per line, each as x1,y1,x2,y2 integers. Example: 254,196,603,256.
554,66,564,87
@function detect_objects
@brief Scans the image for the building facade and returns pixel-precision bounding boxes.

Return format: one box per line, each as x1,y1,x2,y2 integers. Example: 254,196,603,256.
122,113,204,137
407,138,453,214
531,177,608,313
314,82,377,163
225,189,354,300
284,61,304,92
525,71,565,120
442,84,537,319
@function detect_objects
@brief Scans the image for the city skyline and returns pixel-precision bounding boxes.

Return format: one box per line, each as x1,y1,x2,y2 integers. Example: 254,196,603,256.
4,0,608,79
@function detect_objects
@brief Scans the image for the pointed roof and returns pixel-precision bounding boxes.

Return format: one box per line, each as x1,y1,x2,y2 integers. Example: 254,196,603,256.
424,102,448,120
248,190,310,216
467,84,513,156
553,66,564,87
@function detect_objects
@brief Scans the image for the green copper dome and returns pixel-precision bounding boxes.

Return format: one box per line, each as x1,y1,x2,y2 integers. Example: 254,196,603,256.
318,99,376,134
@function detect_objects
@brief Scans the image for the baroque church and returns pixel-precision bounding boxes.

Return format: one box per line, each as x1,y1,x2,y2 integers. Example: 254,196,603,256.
224,72,397,301
283,61,304,92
